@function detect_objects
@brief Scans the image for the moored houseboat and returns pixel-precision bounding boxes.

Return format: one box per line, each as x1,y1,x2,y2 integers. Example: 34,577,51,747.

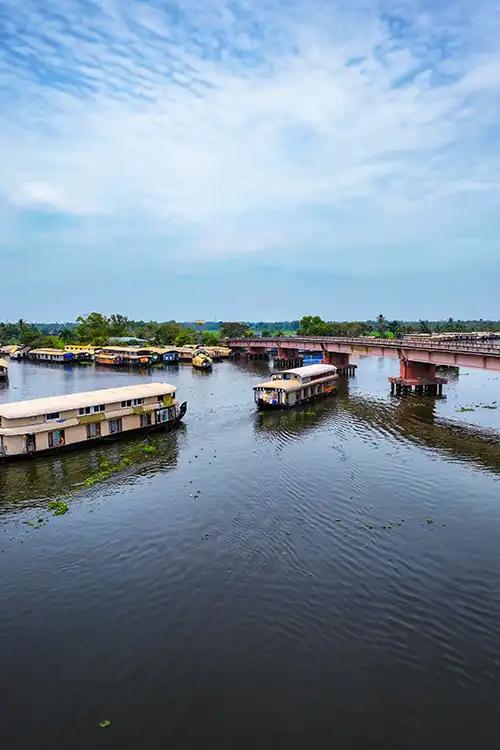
192,350,213,370
95,346,152,367
253,364,337,409
0,383,187,459
27,348,75,364
0,358,8,380
136,347,180,365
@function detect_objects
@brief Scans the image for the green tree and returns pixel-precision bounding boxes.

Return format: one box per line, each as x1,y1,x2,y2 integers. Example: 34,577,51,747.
175,329,196,346
155,321,182,345
108,313,130,337
202,331,220,346
376,314,386,335
220,322,252,338
75,312,110,345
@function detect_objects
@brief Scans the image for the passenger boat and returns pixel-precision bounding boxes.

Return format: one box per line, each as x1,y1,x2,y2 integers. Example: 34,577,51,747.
0,358,8,380
95,346,152,367
253,364,337,409
192,350,213,370
0,383,187,459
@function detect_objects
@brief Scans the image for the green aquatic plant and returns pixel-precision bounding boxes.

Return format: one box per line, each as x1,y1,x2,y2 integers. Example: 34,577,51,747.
48,500,69,516
98,719,111,729
83,449,146,488
142,443,157,454
457,406,475,412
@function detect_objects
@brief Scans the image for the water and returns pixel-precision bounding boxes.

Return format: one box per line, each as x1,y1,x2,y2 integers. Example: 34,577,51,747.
1,358,500,749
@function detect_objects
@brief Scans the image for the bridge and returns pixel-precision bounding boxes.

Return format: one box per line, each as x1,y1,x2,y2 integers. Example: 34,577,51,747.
228,335,500,395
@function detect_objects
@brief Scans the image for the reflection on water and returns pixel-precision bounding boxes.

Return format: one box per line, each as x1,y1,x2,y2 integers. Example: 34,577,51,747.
1,357,500,750
0,427,181,511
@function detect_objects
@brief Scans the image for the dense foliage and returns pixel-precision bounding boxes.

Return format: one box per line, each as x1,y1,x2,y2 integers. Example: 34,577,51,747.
1,314,499,347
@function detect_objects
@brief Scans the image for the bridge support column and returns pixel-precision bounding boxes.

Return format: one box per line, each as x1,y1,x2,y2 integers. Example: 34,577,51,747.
321,351,357,376
389,359,447,396
275,348,303,369
244,346,268,361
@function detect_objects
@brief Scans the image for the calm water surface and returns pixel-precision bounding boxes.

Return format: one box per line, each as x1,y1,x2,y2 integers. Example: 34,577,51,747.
1,358,500,749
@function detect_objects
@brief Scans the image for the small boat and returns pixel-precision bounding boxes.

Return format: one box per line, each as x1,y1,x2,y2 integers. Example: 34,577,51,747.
0,383,187,459
0,358,8,380
253,364,337,409
192,350,213,370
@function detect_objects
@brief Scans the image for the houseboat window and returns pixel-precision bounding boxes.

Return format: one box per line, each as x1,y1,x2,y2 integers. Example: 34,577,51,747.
46,412,60,420
86,422,101,439
109,418,122,434
26,434,36,453
121,399,133,407
132,398,143,406
48,429,65,448
140,412,152,427
156,408,171,423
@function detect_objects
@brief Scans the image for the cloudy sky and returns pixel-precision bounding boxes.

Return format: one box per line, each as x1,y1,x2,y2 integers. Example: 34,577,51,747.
1,0,499,321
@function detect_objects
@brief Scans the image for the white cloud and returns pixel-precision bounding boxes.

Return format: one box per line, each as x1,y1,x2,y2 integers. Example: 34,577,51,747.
1,0,500,267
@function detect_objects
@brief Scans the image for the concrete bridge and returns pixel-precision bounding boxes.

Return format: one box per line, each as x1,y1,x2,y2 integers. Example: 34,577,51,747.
228,335,500,395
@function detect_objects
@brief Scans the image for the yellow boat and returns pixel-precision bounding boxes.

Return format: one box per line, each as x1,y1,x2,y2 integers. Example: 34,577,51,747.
192,350,213,370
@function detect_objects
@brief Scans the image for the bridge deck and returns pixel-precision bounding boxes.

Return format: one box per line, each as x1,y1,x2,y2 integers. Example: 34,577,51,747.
228,336,500,371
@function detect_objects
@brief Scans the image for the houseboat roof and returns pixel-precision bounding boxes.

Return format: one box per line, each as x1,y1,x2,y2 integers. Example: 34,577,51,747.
98,346,144,353
276,364,337,378
0,382,176,420
29,348,69,355
0,358,8,368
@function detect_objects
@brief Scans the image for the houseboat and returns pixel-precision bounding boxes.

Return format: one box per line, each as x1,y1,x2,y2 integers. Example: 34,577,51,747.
136,347,180,365
0,358,8,380
95,346,152,368
27,348,75,364
64,344,95,361
253,364,337,410
192,350,213,370
0,383,187,459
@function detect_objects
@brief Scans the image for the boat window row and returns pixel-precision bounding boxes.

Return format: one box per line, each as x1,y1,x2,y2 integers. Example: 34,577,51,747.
121,398,143,407
79,404,106,415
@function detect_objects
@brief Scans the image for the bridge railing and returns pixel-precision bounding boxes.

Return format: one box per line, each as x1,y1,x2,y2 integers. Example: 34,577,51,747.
227,336,500,356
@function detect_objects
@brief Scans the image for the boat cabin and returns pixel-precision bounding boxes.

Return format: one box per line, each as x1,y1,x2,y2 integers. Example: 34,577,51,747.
95,346,152,367
0,383,186,458
0,357,8,380
254,364,337,409
27,348,74,364
136,347,179,364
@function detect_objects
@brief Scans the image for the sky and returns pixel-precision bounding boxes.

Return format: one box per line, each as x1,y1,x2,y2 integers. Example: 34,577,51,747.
1,0,499,321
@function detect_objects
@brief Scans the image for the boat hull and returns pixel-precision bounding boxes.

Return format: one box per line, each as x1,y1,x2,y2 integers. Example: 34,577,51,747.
0,403,187,461
257,389,336,410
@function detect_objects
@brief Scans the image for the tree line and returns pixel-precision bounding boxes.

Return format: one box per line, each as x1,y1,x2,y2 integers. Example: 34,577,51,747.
1,314,499,348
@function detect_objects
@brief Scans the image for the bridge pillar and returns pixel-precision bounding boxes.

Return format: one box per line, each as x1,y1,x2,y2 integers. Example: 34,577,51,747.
389,358,447,396
275,347,303,369
321,351,357,376
244,346,268,361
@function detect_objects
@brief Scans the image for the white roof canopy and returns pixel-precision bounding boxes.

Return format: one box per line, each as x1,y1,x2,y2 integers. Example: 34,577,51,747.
0,383,175,419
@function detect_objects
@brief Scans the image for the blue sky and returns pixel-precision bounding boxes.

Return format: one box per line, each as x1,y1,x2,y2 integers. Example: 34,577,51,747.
1,0,499,321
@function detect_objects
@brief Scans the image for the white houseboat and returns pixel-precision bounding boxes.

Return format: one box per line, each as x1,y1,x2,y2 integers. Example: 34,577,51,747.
0,383,187,459
253,364,337,409
27,348,76,364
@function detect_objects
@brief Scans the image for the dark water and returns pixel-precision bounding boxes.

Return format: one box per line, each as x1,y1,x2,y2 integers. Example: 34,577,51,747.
1,358,500,749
